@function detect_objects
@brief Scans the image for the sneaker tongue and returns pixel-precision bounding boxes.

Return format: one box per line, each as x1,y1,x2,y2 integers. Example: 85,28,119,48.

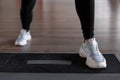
88,38,97,45
21,29,30,34
88,38,101,55
21,29,26,33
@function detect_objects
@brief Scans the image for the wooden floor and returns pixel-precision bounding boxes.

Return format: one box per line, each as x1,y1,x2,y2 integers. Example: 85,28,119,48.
0,0,119,54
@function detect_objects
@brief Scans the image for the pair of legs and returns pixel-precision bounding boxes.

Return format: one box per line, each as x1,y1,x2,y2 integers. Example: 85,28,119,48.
20,0,94,39
15,0,107,68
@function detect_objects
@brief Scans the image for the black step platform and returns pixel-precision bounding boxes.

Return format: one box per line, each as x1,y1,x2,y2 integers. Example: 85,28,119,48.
0,53,119,73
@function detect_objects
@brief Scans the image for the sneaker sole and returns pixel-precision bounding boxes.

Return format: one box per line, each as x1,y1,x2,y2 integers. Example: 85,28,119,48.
86,56,107,68
79,47,87,58
15,38,31,46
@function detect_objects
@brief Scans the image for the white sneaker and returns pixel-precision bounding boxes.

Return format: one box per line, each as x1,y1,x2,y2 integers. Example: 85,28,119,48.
79,38,107,68
15,29,32,46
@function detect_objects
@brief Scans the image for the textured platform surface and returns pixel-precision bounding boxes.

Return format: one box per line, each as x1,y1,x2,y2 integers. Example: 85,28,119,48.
0,53,119,73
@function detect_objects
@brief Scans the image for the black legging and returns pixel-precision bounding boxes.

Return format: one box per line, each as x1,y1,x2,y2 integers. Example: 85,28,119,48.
75,0,95,39
21,0,36,31
21,0,95,39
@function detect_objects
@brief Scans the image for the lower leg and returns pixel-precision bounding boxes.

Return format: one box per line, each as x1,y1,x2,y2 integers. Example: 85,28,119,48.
21,0,36,31
75,0,95,40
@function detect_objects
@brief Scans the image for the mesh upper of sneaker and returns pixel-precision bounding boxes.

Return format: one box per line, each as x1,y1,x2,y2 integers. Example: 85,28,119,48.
17,29,30,42
83,38,105,62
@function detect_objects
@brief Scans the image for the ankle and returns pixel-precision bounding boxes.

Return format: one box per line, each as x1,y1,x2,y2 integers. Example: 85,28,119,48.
22,28,29,32
84,39,88,43
84,37,95,43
